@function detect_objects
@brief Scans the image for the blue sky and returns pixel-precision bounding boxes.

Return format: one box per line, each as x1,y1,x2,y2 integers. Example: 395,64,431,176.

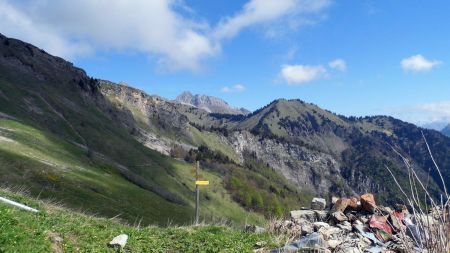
1,0,450,127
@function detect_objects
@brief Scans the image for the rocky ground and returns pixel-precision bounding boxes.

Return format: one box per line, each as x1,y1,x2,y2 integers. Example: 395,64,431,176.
252,193,449,253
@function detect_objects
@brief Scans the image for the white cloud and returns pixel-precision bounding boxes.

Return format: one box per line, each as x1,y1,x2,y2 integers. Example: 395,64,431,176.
221,84,246,93
214,0,331,40
0,0,219,72
0,1,92,59
0,0,332,72
401,54,442,73
329,59,346,71
280,64,327,85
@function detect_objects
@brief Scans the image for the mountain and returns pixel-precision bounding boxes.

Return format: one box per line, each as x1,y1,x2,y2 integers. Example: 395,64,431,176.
175,91,250,115
1,33,449,225
178,99,449,202
442,124,450,136
0,33,265,225
421,121,449,131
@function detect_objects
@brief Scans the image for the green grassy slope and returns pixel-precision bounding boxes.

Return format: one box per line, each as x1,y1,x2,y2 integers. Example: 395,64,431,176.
0,188,276,252
0,118,263,226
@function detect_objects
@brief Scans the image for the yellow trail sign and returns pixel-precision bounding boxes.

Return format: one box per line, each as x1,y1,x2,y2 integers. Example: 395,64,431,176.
195,180,209,186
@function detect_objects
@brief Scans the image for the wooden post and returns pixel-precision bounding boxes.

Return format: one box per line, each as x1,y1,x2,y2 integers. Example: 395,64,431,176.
195,161,200,225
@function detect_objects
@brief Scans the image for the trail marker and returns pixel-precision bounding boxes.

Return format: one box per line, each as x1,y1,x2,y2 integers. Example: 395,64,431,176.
194,161,209,225
195,180,209,186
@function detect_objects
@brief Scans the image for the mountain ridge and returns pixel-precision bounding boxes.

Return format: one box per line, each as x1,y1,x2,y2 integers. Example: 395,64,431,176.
174,91,250,115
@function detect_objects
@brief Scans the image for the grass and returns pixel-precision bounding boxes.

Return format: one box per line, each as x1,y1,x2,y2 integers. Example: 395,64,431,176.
190,126,241,163
0,188,277,253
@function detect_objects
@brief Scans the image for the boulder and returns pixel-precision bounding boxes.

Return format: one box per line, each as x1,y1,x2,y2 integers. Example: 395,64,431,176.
108,234,128,249
331,211,348,222
311,197,327,210
360,193,376,213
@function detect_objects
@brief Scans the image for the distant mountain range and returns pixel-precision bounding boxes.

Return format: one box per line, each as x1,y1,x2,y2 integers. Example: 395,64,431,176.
442,124,450,137
174,91,250,115
1,33,449,225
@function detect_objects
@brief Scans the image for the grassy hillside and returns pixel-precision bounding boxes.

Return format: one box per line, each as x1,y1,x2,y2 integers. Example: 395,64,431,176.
0,188,277,252
0,117,263,226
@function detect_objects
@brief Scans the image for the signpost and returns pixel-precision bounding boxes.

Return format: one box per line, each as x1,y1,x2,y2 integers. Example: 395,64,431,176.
194,161,209,225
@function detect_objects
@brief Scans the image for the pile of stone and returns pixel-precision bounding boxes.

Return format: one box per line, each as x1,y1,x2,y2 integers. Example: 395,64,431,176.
267,194,443,253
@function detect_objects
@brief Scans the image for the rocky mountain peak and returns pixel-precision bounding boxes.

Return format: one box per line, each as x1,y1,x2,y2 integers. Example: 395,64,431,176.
174,91,249,115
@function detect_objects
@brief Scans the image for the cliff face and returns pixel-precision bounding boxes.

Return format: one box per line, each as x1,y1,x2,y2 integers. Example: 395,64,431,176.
229,130,343,195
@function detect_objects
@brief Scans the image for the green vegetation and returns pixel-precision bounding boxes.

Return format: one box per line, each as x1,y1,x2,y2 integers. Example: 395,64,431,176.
0,188,277,252
0,118,263,226
188,146,312,218
189,126,241,163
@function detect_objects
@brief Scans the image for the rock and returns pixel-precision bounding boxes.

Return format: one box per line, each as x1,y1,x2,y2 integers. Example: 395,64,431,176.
348,197,359,209
318,227,332,240
245,225,266,234
327,226,342,235
327,239,342,249
360,193,376,213
108,234,128,249
313,221,330,230
290,210,316,222
319,226,341,240
331,196,340,204
331,211,348,222
333,198,351,212
337,222,352,232
311,197,327,210
314,210,328,221
301,224,314,235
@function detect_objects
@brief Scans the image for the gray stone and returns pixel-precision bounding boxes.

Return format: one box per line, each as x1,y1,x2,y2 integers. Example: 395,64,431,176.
327,239,342,249
108,234,128,249
314,210,328,221
313,221,330,230
301,224,314,235
311,197,327,210
290,210,316,221
337,221,352,232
